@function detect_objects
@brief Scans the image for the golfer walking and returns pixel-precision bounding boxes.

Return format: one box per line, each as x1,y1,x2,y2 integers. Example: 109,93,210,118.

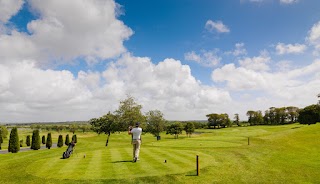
128,122,142,162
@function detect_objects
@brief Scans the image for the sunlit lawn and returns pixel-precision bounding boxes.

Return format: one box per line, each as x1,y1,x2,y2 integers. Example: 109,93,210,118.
0,123,319,183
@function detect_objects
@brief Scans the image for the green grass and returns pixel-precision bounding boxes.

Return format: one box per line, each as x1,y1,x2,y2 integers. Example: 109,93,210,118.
0,124,319,183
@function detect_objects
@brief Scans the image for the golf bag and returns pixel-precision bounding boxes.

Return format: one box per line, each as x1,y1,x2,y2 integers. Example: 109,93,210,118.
62,142,75,159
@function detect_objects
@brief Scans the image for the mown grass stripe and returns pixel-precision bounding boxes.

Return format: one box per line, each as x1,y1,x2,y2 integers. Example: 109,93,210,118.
83,149,103,179
142,148,172,175
109,148,131,179
100,147,115,179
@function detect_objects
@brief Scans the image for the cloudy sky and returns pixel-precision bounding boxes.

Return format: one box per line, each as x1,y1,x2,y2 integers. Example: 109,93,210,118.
0,0,320,123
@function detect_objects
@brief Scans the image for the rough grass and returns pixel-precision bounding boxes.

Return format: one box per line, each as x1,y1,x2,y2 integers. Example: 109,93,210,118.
0,123,319,183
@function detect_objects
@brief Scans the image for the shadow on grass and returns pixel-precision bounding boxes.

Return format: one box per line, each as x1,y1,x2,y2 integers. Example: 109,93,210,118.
185,171,198,176
111,160,133,163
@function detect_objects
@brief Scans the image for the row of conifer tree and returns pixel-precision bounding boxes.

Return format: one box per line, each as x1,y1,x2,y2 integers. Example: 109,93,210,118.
3,127,77,153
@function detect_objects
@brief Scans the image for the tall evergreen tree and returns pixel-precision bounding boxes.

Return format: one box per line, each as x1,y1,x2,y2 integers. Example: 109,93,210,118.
57,135,63,147
26,135,31,146
0,129,3,150
72,134,77,143
65,134,70,146
46,133,52,149
8,127,20,153
31,130,41,150
42,135,46,144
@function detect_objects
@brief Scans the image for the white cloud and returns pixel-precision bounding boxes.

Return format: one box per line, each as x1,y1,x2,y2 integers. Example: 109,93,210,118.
238,50,271,71
205,20,230,33
225,43,247,56
0,0,133,67
0,53,233,122
275,43,306,55
212,59,320,103
307,21,320,55
280,0,299,4
0,0,24,23
184,50,221,67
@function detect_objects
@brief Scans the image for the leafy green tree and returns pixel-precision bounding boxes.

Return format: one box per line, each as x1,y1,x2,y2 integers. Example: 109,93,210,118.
46,133,52,149
80,125,91,133
90,112,117,146
72,134,77,143
220,114,232,128
31,130,41,150
246,110,255,125
69,124,78,134
286,106,299,124
298,104,320,125
0,129,2,150
206,113,221,129
57,135,63,147
184,122,195,137
8,127,20,153
0,130,2,143
65,134,70,146
26,135,31,146
234,113,240,126
42,135,46,144
166,122,183,139
114,95,146,130
0,126,8,140
145,110,165,137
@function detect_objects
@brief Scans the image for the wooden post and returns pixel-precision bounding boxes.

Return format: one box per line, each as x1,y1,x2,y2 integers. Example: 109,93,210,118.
248,137,250,145
196,155,199,176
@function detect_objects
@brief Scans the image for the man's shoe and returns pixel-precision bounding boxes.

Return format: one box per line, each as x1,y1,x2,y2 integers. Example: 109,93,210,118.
133,157,137,162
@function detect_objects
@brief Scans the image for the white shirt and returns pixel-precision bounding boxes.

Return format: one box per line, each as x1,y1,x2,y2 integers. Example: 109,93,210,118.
131,127,142,140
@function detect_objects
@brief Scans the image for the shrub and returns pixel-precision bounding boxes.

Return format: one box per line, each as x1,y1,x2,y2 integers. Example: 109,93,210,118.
26,135,31,146
0,130,3,144
46,133,52,149
8,127,20,153
65,134,70,146
0,126,8,140
0,130,2,150
31,130,41,150
72,134,77,143
42,135,46,144
57,135,63,148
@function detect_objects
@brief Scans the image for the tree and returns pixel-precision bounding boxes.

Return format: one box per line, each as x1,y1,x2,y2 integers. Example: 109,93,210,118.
31,130,41,150
114,95,146,131
69,124,78,134
0,126,8,140
234,113,240,126
0,130,2,143
26,135,31,146
286,106,299,124
246,110,255,125
46,133,52,149
0,129,2,150
166,122,183,139
184,122,195,137
72,134,77,143
298,104,320,125
42,135,46,144
65,134,70,146
206,113,220,129
57,135,63,147
79,125,91,133
90,112,117,146
145,110,165,137
8,127,20,153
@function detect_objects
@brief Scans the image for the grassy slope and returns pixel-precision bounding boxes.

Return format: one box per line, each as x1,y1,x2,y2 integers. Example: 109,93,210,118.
0,124,319,184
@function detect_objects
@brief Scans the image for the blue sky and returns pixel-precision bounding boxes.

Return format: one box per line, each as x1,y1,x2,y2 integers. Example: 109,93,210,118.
0,0,320,122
